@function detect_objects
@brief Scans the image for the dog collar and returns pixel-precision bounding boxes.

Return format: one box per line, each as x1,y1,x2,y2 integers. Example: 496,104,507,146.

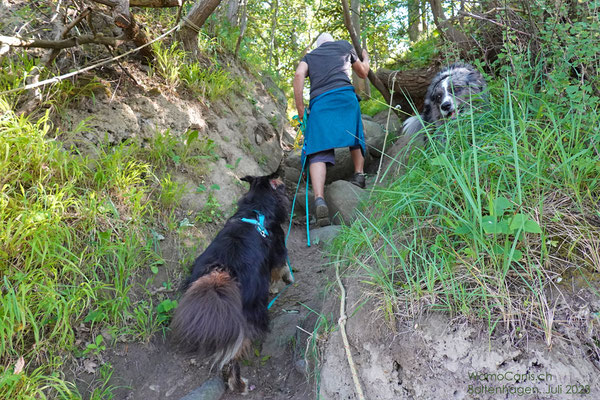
241,210,269,238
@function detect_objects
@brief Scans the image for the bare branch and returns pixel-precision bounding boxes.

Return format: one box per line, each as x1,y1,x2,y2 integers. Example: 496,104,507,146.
458,10,532,37
90,0,183,7
46,8,93,67
0,34,125,49
340,0,391,105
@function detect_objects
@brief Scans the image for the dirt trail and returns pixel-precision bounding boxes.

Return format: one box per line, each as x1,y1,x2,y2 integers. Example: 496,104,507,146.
93,226,325,400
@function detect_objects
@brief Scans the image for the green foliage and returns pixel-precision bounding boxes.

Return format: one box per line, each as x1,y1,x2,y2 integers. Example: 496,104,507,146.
127,296,176,342
491,1,599,117
149,40,236,102
150,41,186,87
0,52,104,116
0,52,39,107
195,192,223,224
360,87,388,116
181,62,236,102
83,335,106,357
89,363,120,400
0,357,80,399
143,128,219,178
159,173,185,207
393,35,440,69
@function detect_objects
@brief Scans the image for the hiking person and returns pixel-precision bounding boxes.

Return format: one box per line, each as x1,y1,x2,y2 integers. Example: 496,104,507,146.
292,32,370,226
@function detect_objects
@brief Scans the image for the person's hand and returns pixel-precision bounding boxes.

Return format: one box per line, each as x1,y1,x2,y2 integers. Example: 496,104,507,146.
297,105,305,122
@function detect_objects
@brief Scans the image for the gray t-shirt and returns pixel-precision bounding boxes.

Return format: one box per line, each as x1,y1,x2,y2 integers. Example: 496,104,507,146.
301,40,358,100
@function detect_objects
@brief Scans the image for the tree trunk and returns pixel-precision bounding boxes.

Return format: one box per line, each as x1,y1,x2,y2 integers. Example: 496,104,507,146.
226,0,239,25
267,0,278,70
340,0,391,105
421,0,427,36
361,35,371,97
407,0,420,42
112,0,153,60
179,0,223,59
350,0,367,97
428,0,475,52
234,0,247,58
376,67,437,117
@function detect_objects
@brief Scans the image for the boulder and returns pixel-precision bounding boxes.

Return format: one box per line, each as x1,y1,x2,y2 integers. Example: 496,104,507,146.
324,180,368,225
362,118,386,158
380,131,426,180
372,109,402,137
309,225,342,246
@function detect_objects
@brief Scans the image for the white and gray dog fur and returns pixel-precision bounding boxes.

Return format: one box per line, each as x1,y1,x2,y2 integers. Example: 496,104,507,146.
403,62,487,136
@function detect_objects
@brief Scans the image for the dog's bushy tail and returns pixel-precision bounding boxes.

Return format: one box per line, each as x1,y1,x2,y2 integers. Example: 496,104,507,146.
402,115,426,136
171,268,246,368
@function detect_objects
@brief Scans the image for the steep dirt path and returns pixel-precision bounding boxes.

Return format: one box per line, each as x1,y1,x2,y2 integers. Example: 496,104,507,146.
96,225,326,400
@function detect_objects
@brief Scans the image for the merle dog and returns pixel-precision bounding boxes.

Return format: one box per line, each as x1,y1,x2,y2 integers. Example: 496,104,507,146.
403,62,487,136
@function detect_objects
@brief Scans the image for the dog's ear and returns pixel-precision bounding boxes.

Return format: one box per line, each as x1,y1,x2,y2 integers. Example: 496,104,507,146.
240,176,255,185
422,99,433,123
269,178,283,190
266,171,278,180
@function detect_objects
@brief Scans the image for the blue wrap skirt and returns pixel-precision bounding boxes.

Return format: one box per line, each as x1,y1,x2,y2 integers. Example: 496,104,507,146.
301,86,366,166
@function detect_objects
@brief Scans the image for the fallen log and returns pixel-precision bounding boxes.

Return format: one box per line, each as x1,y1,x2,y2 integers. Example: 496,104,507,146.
376,67,438,118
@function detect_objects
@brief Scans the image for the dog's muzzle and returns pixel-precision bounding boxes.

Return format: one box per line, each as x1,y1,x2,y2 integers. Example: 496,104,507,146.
440,100,456,119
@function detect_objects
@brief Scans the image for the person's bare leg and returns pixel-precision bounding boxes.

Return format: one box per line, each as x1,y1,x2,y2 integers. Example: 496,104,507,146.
309,161,330,226
350,148,364,174
309,161,327,199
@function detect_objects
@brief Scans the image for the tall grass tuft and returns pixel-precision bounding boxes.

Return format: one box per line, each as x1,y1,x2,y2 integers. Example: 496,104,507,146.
332,79,600,344
0,100,167,397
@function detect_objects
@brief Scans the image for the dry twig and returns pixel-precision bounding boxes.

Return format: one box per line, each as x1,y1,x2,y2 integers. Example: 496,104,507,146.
335,255,366,400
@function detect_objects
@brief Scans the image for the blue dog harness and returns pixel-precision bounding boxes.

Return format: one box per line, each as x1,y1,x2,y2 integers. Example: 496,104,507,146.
241,210,269,238
241,209,296,310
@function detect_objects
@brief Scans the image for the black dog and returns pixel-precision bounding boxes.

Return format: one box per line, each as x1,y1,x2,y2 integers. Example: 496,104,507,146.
171,173,292,394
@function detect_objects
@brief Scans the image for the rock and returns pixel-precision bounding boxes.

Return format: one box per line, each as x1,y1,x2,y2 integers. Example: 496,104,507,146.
262,312,299,360
289,181,370,228
179,377,225,400
291,187,314,223
309,225,342,246
325,144,373,183
282,149,304,189
380,132,426,180
294,359,308,376
372,110,402,137
283,145,374,188
325,180,368,225
363,119,386,158
261,74,287,111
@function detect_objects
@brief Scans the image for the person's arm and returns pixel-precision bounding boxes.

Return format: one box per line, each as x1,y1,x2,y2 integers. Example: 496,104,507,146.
293,61,309,122
351,49,370,79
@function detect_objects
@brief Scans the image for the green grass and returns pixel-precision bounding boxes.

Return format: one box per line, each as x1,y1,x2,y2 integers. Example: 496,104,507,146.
0,101,182,398
332,79,600,344
150,40,238,103
142,128,219,178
